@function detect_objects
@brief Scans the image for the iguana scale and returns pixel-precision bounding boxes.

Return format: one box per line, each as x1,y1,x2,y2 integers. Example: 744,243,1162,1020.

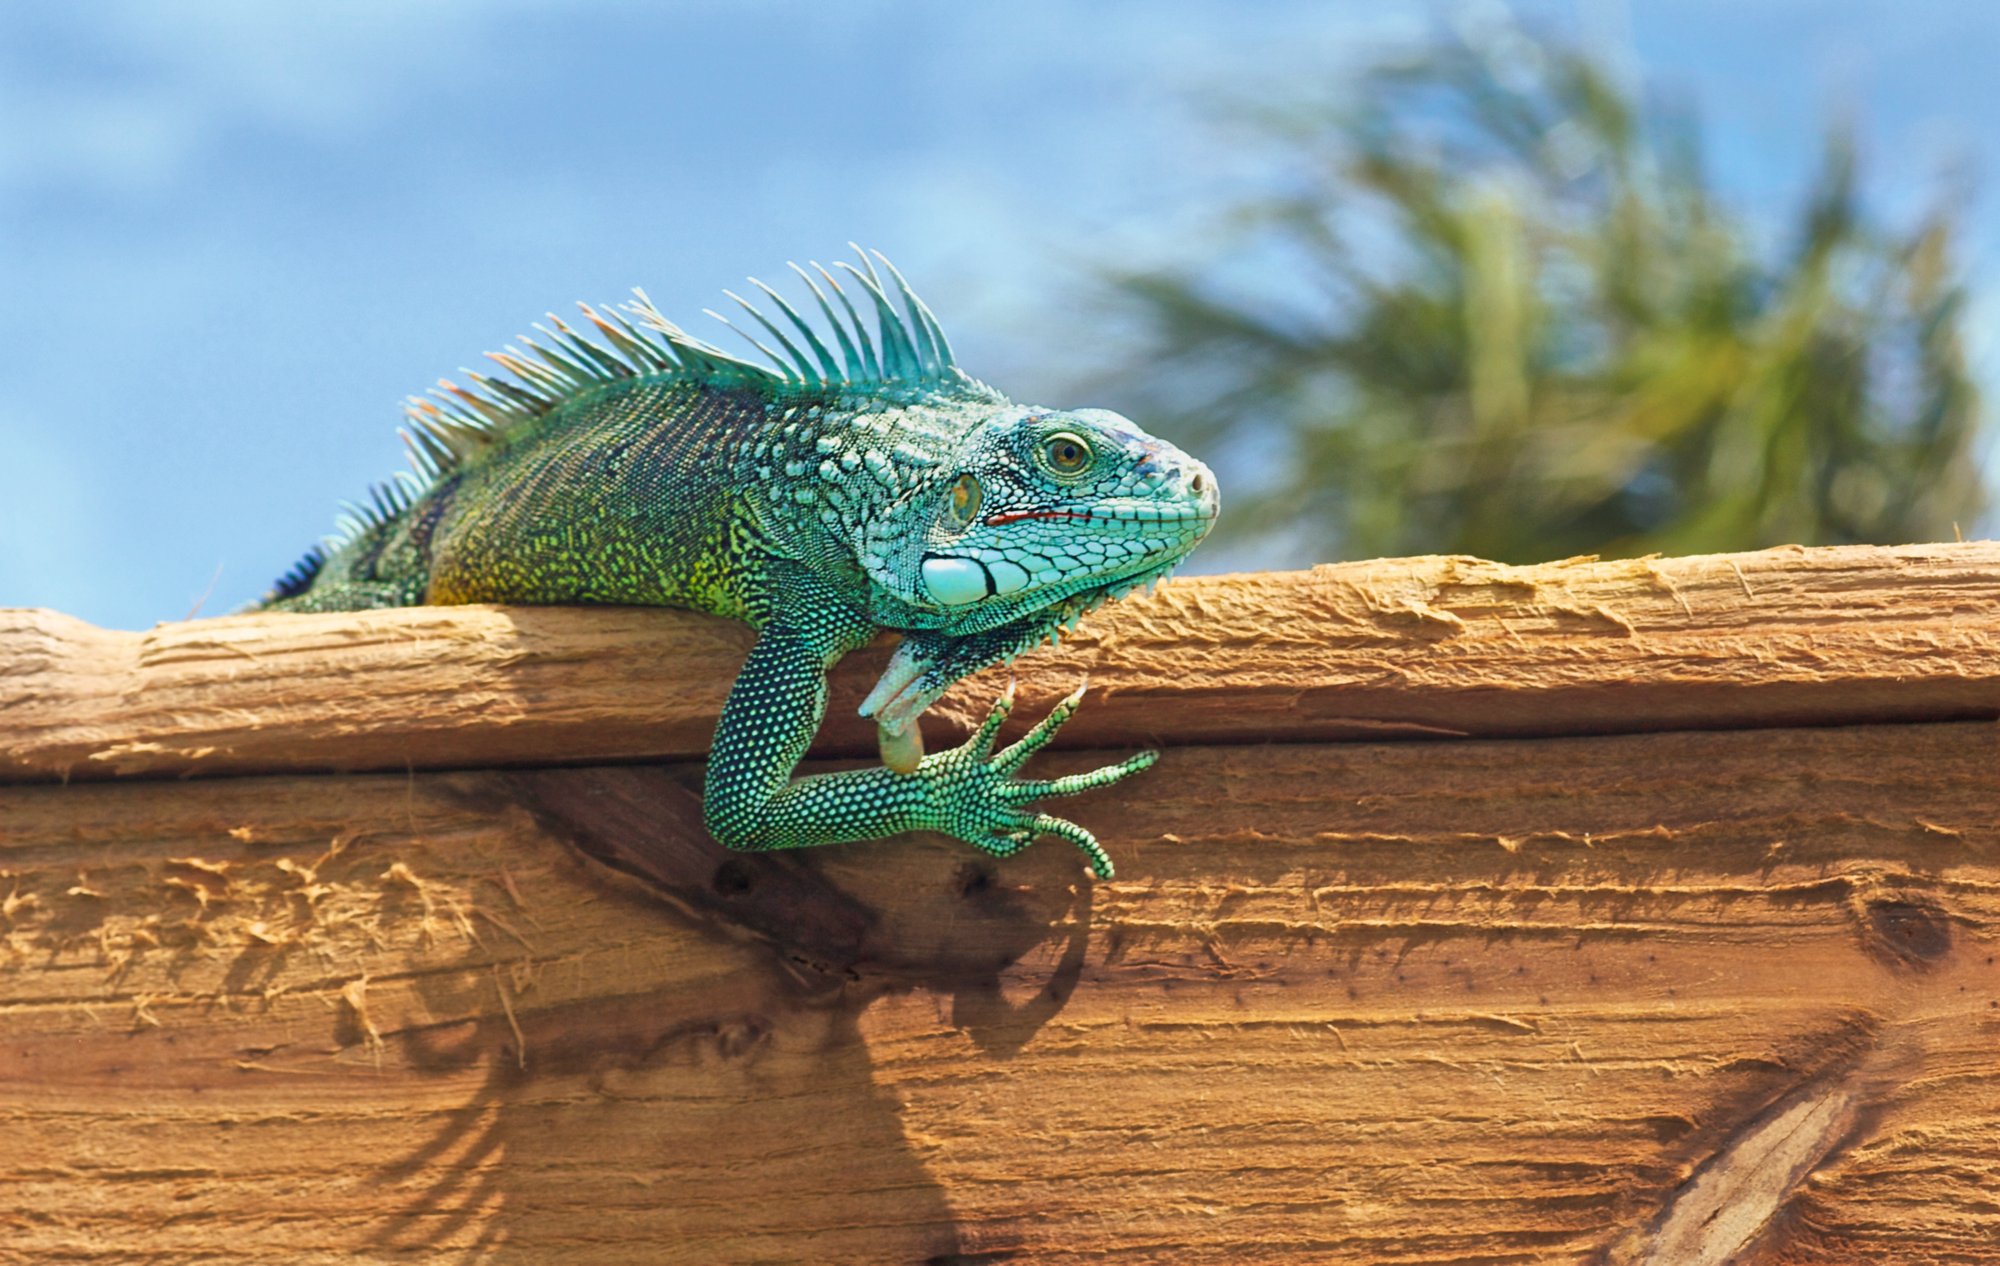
261,248,1217,878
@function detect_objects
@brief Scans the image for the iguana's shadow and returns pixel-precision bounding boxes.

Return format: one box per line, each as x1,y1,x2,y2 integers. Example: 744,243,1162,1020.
364,765,1092,1264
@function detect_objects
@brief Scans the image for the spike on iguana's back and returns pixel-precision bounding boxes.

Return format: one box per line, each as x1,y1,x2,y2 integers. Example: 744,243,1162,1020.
808,260,882,381
547,313,630,381
787,263,867,382
704,301,800,382
836,253,922,380
871,249,956,375
750,277,843,383
623,288,774,384
269,543,329,600
319,248,994,556
582,305,671,373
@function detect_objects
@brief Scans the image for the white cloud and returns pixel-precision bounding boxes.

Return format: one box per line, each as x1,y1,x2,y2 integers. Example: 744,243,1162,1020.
0,2,496,195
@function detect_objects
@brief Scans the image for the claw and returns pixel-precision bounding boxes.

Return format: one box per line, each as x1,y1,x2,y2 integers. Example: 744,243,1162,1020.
1006,749,1158,802
966,678,1018,756
1028,813,1115,880
994,678,1089,773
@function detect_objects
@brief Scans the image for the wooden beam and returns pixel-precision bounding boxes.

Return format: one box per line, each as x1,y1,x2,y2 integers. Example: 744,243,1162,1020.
6,542,2000,784
2,721,1995,1263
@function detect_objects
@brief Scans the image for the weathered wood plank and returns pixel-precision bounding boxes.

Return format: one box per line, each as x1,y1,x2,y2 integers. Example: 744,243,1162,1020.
5,542,2000,784
3,721,1996,1263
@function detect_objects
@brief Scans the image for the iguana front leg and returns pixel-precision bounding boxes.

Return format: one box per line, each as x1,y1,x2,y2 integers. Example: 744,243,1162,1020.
702,619,1151,878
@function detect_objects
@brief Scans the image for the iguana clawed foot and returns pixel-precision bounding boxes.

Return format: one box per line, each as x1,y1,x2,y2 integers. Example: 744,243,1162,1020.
917,679,1155,880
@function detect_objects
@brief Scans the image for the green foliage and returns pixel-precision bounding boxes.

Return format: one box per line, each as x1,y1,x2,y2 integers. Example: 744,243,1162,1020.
1096,28,1985,564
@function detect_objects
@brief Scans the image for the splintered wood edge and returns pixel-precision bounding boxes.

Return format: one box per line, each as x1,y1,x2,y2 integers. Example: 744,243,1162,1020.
4,540,2000,784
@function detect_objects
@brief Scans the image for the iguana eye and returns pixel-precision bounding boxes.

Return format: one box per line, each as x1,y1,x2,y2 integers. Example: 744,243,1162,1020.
944,472,982,527
1042,432,1092,476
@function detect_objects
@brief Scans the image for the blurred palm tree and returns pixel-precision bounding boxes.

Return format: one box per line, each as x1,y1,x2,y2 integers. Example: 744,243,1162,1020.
1096,25,1984,565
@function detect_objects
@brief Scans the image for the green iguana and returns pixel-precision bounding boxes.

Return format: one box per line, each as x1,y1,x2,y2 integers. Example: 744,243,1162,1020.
261,248,1217,878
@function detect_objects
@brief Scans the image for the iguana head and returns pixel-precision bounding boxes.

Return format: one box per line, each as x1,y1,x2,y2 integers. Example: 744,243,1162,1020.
864,404,1216,626
857,399,1217,750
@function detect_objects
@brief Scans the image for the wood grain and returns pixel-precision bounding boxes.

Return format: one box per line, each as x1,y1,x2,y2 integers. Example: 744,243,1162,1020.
3,721,1997,1264
6,541,2000,784
6,542,1999,1262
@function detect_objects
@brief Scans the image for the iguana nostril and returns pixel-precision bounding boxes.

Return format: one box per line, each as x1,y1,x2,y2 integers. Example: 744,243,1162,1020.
1190,471,1206,494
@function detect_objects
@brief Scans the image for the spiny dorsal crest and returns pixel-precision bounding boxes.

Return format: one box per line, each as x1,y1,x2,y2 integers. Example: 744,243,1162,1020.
394,245,984,490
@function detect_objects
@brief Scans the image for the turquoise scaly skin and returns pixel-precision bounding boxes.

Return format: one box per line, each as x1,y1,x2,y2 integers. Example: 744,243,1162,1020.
261,249,1218,878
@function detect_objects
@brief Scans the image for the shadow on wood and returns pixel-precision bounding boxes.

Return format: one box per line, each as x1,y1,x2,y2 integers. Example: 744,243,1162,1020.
1,763,1104,1263
3,545,1999,1263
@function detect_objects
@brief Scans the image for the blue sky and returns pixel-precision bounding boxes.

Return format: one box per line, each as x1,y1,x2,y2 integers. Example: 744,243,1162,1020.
4,0,1995,629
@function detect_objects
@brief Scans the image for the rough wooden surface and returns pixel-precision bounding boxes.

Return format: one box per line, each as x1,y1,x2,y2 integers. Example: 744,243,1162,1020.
6,541,2000,784
2,723,1997,1264
5,542,2000,1263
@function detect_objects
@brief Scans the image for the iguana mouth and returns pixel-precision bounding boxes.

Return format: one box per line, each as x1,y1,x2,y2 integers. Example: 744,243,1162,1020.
983,505,1214,526
982,508,1095,526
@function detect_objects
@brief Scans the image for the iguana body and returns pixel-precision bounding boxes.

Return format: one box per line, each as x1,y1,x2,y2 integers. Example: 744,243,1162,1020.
263,250,1217,877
